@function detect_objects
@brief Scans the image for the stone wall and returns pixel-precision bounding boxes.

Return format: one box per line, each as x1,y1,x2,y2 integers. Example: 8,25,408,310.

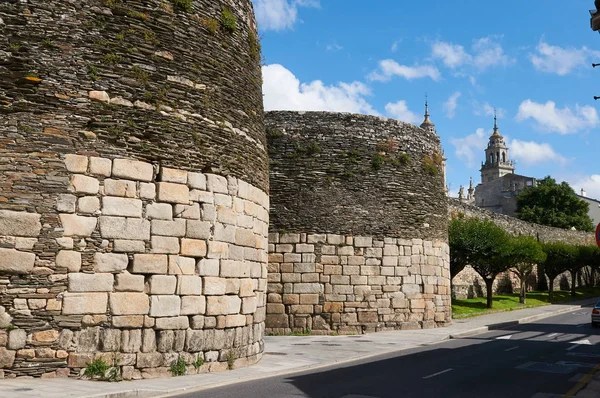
0,0,267,379
449,199,595,299
265,111,451,334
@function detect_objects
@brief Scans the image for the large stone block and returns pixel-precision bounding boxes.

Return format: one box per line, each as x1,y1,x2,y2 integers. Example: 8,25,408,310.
148,275,177,294
89,157,112,176
0,210,41,237
102,197,142,218
0,248,35,274
220,260,250,277
168,255,196,275
69,174,99,194
203,277,227,295
99,217,150,240
157,182,189,204
181,296,206,315
104,179,136,198
62,293,108,315
180,239,207,257
0,348,16,368
78,196,100,214
56,250,81,272
151,236,180,254
68,273,114,292
155,316,189,330
188,172,206,190
57,194,76,213
152,219,186,237
177,275,203,295
132,254,168,274
227,296,241,314
225,314,246,328
64,154,88,173
60,214,97,237
146,203,173,220
137,352,163,368
109,293,150,315
206,296,228,315
112,159,154,182
94,253,128,272
186,220,212,239
149,295,181,317
206,174,228,193
160,167,188,184
115,273,145,292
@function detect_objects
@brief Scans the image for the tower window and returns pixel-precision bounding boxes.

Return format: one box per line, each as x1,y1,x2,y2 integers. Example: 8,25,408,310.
502,152,506,162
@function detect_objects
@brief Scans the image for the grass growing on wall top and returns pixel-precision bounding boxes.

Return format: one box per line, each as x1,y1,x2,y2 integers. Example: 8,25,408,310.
452,286,600,318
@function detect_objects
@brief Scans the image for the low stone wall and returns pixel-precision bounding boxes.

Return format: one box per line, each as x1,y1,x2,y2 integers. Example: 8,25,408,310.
267,233,451,335
0,156,268,379
450,199,594,299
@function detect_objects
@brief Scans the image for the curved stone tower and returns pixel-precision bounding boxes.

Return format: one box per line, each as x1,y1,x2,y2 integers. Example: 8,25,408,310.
0,0,268,379
265,111,450,334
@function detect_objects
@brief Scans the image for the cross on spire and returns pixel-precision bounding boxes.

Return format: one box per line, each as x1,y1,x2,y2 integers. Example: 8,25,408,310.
424,93,429,118
493,108,499,134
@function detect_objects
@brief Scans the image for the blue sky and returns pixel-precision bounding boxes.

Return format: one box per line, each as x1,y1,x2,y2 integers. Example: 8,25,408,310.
253,0,600,198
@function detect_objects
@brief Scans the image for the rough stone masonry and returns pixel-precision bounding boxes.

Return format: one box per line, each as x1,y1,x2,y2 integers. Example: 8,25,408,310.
265,111,452,335
0,0,268,379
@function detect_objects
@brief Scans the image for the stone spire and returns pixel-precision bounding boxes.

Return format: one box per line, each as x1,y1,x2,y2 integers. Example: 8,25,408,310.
467,177,474,200
420,95,436,133
492,108,501,137
480,111,515,183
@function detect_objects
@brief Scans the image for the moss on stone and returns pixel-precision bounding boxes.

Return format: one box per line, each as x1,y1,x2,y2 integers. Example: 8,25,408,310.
221,8,237,33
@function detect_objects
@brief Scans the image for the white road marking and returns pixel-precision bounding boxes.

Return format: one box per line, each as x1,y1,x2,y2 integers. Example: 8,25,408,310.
496,335,512,340
570,339,592,346
504,346,519,352
423,368,453,379
548,333,559,338
576,324,586,328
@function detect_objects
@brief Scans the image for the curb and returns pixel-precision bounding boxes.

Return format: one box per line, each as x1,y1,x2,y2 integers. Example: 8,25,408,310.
449,301,595,339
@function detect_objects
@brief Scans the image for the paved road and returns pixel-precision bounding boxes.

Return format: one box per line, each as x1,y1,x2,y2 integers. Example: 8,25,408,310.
174,308,600,398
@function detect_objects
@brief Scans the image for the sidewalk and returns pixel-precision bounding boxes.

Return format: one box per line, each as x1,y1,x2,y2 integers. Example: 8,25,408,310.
1,298,597,398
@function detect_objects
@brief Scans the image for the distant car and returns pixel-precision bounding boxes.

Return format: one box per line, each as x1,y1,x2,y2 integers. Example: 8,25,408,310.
592,301,600,327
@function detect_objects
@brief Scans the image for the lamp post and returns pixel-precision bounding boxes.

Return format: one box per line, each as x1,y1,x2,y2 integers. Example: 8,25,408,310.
592,0,600,31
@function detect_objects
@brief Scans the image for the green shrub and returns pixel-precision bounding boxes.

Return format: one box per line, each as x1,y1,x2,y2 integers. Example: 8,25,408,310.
193,355,204,371
84,358,110,379
227,351,235,370
221,8,237,33
371,153,385,170
170,357,186,376
170,0,192,12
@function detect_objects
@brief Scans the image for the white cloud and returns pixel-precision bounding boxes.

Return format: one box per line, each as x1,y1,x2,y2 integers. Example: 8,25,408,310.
530,41,600,76
391,40,402,53
253,0,319,31
431,36,514,73
385,101,420,124
443,91,461,118
516,100,599,134
326,41,343,52
567,175,600,200
262,64,378,115
472,101,506,118
508,139,567,166
368,59,441,82
451,128,488,167
431,42,471,69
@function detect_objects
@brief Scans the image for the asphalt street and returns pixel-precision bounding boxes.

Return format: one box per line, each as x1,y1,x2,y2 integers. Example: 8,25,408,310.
174,307,600,398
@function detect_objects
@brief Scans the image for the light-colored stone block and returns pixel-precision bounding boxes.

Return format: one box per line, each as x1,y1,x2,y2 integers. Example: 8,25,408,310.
146,203,172,220
102,197,142,218
94,253,128,273
57,194,76,213
115,273,145,292
64,154,88,173
132,254,168,274
203,277,227,295
186,220,211,239
8,329,27,350
190,189,214,203
241,297,258,314
154,316,189,330
148,275,177,294
78,197,100,214
0,210,42,237
149,295,181,317
109,293,149,315
225,314,246,328
140,182,156,200
227,296,241,314
206,296,228,315
157,182,189,204
181,296,206,315
62,292,108,315
206,174,228,193
177,275,202,295
89,157,112,176
180,239,207,257
151,219,186,237
60,214,97,237
15,237,37,250
112,159,154,182
220,260,249,278
207,241,229,259
99,216,150,240
174,203,200,219
113,240,146,253
187,172,206,190
0,248,35,274
160,167,187,184
197,259,220,276
168,256,196,275
104,179,137,198
235,228,255,247
68,273,114,292
151,236,180,254
239,279,254,297
55,250,81,272
69,174,99,194
56,237,73,249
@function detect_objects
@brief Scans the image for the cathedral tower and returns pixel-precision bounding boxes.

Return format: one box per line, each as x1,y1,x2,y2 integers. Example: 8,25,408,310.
480,112,515,183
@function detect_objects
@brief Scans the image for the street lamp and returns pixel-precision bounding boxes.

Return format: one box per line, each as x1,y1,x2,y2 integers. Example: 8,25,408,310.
591,0,600,31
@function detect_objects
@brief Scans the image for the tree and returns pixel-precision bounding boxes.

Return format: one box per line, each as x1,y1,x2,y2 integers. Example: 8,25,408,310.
542,242,576,298
575,245,600,292
506,236,546,304
449,218,510,308
516,177,594,232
